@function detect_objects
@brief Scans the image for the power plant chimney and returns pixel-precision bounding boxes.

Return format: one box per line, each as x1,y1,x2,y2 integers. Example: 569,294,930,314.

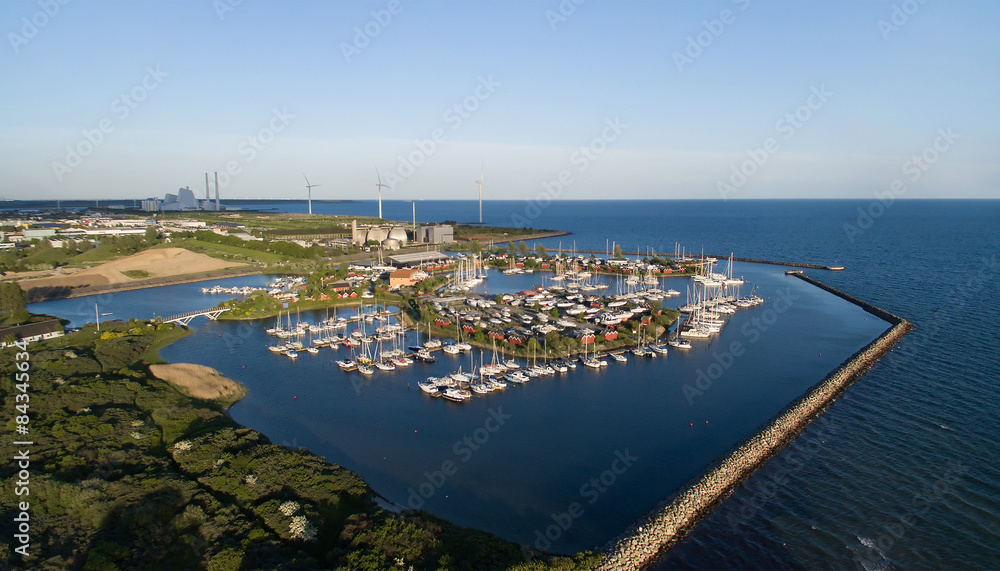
205,173,210,202
214,172,220,210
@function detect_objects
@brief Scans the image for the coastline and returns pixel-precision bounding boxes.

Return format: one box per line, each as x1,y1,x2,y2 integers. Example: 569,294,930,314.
596,274,914,570
23,266,265,302
24,250,899,567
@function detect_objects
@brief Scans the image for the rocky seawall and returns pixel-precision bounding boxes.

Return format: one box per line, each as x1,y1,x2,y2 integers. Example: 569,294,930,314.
597,274,913,570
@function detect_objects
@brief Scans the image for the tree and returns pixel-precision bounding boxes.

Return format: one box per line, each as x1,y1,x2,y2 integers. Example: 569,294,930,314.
525,337,541,355
65,239,77,252
144,226,159,244
536,244,547,259
79,239,93,252
613,244,623,259
0,282,26,313
469,239,482,256
517,241,528,257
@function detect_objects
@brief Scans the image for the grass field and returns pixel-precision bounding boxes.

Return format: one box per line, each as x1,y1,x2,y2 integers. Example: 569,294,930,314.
162,239,287,264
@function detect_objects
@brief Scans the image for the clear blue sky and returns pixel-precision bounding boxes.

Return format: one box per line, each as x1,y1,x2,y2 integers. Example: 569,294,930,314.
2,0,997,201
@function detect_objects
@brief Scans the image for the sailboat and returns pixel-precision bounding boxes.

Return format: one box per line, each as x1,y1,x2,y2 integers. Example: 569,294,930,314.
667,319,692,349
723,253,744,286
423,321,441,349
444,321,462,355
374,336,395,371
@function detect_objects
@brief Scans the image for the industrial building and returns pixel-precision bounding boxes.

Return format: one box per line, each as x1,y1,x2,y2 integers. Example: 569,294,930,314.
414,225,454,244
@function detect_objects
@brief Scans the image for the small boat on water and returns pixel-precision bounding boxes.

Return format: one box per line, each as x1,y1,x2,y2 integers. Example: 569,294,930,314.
357,364,374,376
418,379,441,395
506,371,528,383
336,359,358,371
610,352,627,363
442,387,471,402
668,338,692,349
650,343,669,355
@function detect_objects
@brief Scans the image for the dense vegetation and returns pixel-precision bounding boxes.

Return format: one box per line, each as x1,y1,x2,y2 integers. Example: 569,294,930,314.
0,233,159,274
0,319,600,570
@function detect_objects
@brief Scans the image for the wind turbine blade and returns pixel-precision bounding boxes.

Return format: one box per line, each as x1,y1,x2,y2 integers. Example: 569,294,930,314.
303,174,311,186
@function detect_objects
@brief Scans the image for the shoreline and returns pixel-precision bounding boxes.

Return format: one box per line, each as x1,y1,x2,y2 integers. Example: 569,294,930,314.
596,273,913,570
24,266,266,302
36,252,891,566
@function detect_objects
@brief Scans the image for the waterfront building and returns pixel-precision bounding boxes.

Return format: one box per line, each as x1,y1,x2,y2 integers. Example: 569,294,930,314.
0,319,64,348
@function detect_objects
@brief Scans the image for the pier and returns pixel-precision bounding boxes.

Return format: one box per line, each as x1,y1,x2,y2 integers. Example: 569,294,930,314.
596,274,912,570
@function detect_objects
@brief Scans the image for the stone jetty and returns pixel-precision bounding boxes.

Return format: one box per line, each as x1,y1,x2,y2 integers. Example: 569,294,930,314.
596,274,913,570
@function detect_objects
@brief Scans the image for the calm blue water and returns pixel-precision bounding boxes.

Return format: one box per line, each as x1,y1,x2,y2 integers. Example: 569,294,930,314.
32,200,1000,568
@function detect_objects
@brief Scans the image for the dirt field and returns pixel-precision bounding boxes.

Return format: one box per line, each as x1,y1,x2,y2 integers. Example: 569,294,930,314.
148,363,246,401
18,248,247,290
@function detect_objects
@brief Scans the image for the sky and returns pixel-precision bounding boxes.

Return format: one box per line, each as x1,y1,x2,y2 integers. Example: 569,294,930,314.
1,0,998,201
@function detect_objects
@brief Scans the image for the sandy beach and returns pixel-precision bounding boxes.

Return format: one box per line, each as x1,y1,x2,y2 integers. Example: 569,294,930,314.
149,362,246,401
17,248,248,291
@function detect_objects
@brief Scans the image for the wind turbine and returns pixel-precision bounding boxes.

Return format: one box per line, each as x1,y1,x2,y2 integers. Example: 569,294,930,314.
475,162,486,224
303,174,320,215
375,168,390,219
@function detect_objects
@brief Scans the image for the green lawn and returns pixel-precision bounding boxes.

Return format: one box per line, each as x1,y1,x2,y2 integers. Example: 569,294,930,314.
162,239,287,264
121,269,151,279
